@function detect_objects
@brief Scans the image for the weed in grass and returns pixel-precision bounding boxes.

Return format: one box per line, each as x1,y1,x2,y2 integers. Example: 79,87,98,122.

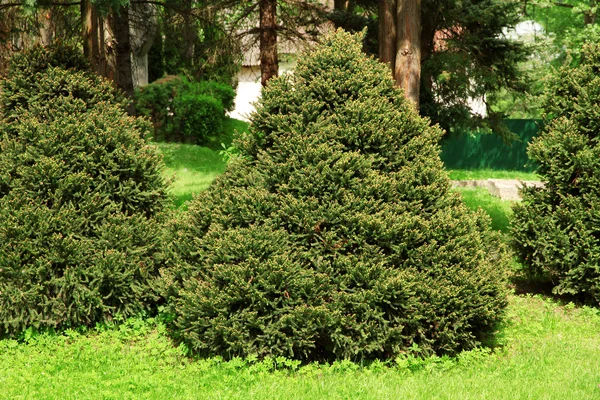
219,117,250,148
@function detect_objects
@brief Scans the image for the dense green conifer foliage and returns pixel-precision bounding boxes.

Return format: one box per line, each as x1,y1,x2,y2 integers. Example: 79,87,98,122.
0,43,170,336
512,44,600,304
162,30,509,361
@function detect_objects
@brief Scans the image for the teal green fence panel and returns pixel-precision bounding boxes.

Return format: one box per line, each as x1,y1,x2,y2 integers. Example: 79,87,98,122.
440,119,540,172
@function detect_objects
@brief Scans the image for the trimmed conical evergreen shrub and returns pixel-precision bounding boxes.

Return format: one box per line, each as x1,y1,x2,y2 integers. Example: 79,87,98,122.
0,43,170,336
162,30,509,361
512,44,600,304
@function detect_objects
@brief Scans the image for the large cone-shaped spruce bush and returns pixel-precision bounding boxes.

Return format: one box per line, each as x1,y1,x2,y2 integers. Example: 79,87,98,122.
512,44,600,304
0,43,170,336
162,30,509,360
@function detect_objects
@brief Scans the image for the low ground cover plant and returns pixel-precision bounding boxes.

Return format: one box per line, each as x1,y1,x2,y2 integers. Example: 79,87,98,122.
160,30,510,362
0,43,170,337
512,44,600,304
135,75,235,145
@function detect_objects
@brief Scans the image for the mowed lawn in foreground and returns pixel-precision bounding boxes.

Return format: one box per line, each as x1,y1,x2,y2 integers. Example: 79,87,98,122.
1,295,599,399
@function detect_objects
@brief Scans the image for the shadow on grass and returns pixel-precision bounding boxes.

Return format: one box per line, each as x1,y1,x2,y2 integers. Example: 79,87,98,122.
509,261,592,306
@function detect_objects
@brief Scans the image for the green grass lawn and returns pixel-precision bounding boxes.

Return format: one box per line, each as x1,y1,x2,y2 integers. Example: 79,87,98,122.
156,142,226,207
454,187,513,233
448,169,539,181
1,295,599,399
153,117,248,208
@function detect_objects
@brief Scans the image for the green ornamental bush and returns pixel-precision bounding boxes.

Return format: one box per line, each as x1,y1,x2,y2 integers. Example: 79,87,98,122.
512,44,600,304
0,43,170,337
161,30,510,361
134,75,233,144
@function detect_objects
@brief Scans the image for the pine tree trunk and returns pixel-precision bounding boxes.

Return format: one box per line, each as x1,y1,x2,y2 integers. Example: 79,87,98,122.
111,5,135,102
378,0,396,72
82,0,103,75
182,0,195,62
260,0,278,86
394,0,421,108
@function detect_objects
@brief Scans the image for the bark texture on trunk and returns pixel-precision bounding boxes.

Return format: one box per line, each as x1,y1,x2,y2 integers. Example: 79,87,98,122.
394,0,421,108
82,0,111,79
181,0,196,62
260,0,278,87
39,10,54,45
111,5,135,100
378,0,396,72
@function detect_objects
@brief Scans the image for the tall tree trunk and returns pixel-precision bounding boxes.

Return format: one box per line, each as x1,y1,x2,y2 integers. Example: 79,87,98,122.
111,5,135,111
584,0,597,24
378,0,396,72
260,0,278,86
182,0,195,63
82,0,100,72
39,10,54,45
130,3,157,88
82,0,111,79
394,0,421,108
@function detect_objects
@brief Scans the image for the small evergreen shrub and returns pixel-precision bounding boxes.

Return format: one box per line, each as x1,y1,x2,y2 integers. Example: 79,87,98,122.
161,30,510,361
512,44,600,303
172,92,224,142
134,75,234,144
196,80,235,112
0,43,170,337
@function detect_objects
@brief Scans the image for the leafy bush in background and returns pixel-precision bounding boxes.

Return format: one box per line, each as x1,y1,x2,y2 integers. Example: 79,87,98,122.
161,30,510,361
0,43,170,337
134,75,234,145
512,44,600,304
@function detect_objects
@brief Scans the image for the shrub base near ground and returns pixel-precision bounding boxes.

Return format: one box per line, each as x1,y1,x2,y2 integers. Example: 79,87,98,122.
0,43,169,337
512,44,600,304
161,30,510,361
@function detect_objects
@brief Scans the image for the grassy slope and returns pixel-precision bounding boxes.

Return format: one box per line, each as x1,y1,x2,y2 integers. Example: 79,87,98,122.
157,142,226,208
1,296,599,399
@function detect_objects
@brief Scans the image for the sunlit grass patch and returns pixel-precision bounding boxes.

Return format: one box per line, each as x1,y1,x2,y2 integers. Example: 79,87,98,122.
153,142,226,208
454,187,513,233
448,169,539,181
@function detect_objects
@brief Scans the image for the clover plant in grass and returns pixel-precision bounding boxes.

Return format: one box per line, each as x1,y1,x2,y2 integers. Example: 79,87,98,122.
0,43,170,337
512,44,600,304
161,30,510,361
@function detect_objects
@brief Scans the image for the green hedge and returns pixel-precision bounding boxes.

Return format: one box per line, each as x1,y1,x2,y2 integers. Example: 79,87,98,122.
134,75,234,144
